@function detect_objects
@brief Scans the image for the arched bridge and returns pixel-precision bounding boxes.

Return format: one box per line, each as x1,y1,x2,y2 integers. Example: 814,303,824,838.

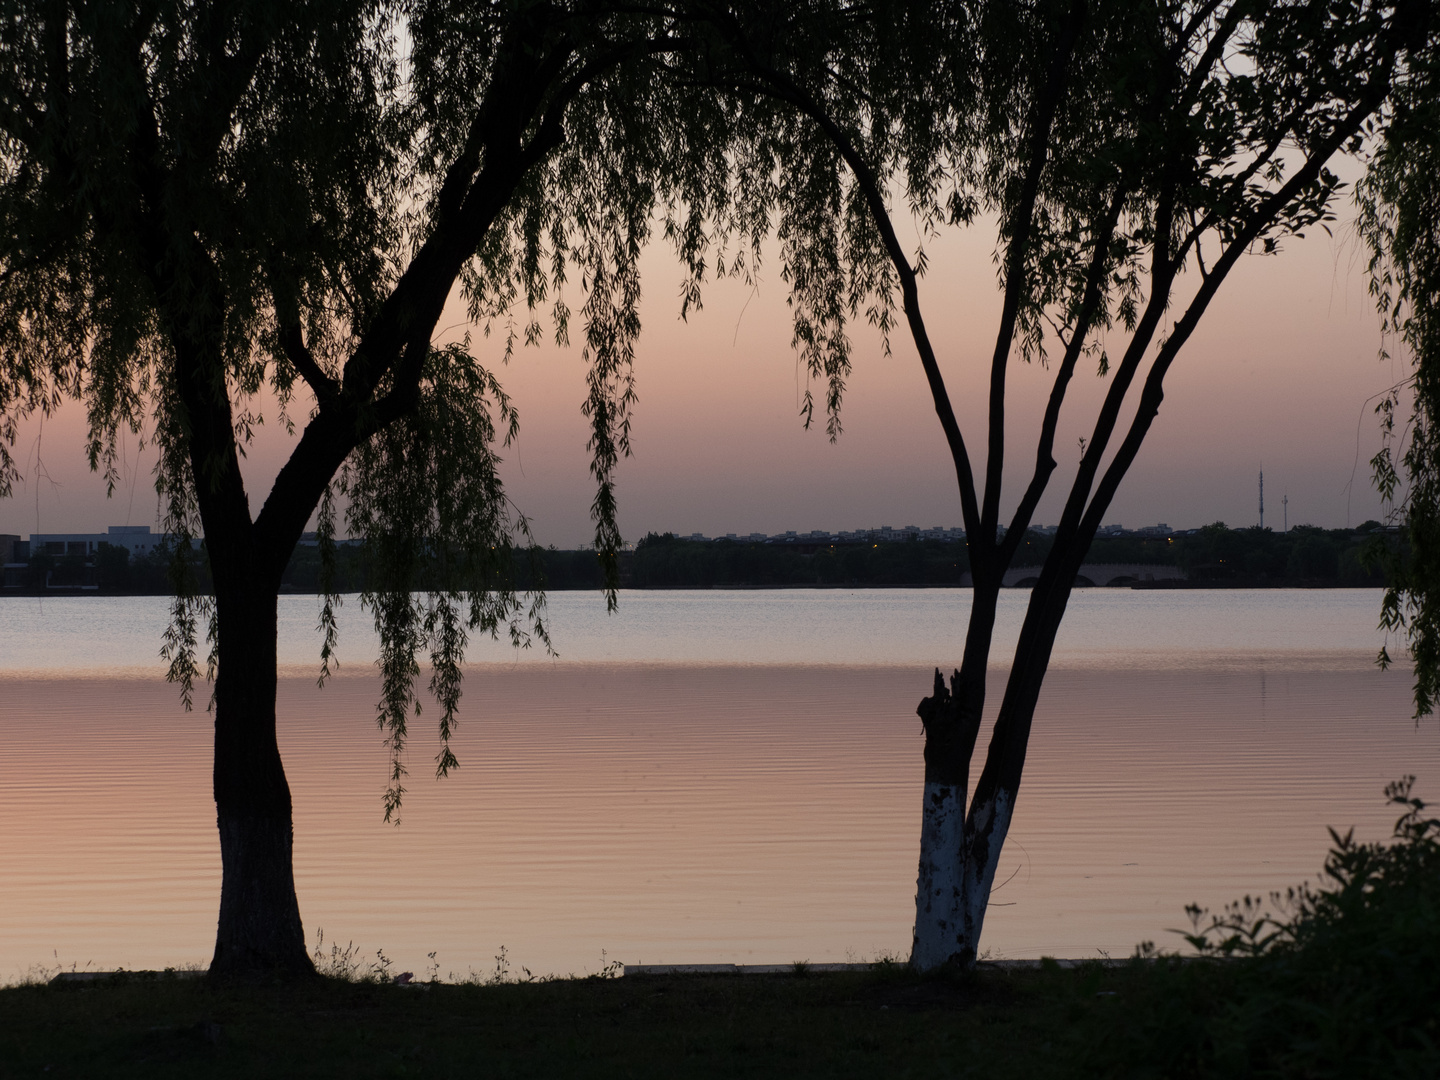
959,563,1186,587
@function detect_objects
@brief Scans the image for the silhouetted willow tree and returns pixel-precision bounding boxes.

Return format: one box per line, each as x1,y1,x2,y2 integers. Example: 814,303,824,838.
688,0,1426,968
1359,19,1440,715
0,0,775,977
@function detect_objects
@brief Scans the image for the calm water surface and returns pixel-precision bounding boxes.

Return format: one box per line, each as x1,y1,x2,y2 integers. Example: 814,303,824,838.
0,587,1396,672
1,589,1436,979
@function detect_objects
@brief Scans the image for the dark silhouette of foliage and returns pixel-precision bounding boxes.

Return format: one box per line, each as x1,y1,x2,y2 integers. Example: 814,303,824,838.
1088,780,1440,1078
1359,15,1440,717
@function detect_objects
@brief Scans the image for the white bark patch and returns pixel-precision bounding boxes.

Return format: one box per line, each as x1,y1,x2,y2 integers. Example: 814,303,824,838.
911,781,966,970
964,787,1014,949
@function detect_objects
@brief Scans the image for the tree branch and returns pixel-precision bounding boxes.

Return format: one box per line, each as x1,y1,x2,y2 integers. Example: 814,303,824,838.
1179,0,1229,52
277,320,340,404
1080,58,1401,541
1179,1,1246,110
257,21,656,566
116,8,253,559
998,180,1128,565
724,56,983,538
980,0,1087,552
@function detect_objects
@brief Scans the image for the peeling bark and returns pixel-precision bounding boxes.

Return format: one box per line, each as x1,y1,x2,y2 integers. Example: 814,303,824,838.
911,778,966,967
960,786,1014,954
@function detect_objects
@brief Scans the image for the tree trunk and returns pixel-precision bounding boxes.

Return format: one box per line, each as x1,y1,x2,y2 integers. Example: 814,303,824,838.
911,573,1079,970
208,586,312,977
911,672,968,968
915,570,1077,979
955,773,1018,961
910,583,994,967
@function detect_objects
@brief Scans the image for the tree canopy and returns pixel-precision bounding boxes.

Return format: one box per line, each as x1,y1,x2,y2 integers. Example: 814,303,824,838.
0,0,767,807
1359,15,1440,715
688,0,1426,967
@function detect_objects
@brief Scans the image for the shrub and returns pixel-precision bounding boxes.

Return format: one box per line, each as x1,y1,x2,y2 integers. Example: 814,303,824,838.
1090,779,1440,1078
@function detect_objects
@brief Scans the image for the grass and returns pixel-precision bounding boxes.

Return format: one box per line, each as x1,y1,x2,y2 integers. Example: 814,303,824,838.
0,961,1145,1079
2,948,1430,1079
5,778,1437,1079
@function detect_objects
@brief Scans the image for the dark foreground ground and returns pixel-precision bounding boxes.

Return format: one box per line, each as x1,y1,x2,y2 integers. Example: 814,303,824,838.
0,963,1157,1079
2,950,1434,1080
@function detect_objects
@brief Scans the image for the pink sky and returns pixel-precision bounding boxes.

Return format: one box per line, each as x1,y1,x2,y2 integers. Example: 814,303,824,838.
0,214,1401,547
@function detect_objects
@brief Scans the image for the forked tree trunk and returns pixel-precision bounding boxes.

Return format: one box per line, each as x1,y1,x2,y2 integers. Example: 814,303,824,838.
208,586,312,977
910,576,1075,969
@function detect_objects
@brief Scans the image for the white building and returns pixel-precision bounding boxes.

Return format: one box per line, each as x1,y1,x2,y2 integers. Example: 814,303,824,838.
26,525,169,559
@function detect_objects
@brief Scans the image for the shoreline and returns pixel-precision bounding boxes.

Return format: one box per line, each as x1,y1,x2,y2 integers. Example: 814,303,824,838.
0,580,1387,597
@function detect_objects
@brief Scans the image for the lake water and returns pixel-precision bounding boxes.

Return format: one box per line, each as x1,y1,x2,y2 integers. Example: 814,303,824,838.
2,589,1436,980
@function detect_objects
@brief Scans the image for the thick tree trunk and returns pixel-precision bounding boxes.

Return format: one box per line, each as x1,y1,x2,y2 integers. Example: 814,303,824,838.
208,586,312,977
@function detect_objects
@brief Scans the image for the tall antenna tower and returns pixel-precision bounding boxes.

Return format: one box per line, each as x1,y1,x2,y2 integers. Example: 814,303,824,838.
1259,466,1264,529
1283,492,1288,533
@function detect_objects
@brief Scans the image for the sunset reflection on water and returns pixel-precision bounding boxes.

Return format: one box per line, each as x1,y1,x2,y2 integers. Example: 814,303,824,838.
2,644,1434,979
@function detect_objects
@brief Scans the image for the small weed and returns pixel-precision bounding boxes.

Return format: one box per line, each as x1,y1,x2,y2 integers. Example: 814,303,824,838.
596,950,623,979
489,946,509,985
370,948,393,983
469,946,533,985
311,929,364,982
866,949,908,972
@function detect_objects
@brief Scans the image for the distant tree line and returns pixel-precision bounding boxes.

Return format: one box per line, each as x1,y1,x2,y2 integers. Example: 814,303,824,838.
627,532,972,587
1169,522,1389,585
7,522,1388,595
627,525,1387,588
1022,522,1388,586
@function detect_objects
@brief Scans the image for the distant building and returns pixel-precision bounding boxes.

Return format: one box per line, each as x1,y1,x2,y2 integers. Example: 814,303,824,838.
0,533,22,589
26,524,167,559
2,525,196,591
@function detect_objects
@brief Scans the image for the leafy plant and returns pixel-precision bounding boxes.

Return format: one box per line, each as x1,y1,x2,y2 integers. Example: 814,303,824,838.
595,951,623,980
1091,779,1440,1079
